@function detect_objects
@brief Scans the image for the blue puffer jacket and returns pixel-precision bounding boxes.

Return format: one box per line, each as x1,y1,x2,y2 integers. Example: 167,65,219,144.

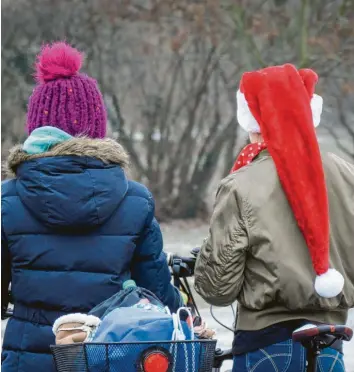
1,137,182,372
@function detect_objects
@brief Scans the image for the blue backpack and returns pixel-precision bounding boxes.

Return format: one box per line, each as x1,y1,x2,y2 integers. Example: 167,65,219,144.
88,280,167,320
84,281,205,372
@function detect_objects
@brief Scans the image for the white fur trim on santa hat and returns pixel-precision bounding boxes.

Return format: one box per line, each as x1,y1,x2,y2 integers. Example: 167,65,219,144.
236,90,323,132
52,313,101,335
236,90,261,133
314,268,344,298
310,94,323,128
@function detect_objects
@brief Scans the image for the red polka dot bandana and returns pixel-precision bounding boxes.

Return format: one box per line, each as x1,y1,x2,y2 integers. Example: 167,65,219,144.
230,142,267,173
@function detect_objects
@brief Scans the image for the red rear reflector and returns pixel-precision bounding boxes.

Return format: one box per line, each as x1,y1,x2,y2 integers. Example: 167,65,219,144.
143,352,169,372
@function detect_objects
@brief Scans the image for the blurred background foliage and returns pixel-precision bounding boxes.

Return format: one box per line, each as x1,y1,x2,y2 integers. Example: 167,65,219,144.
2,0,354,219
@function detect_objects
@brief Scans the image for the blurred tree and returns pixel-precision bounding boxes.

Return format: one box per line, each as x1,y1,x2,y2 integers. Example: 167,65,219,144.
2,0,240,219
323,85,354,160
224,0,354,163
2,0,354,217
109,39,239,218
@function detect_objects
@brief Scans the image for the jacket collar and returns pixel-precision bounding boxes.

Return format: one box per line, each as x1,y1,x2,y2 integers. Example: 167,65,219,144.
254,149,271,161
6,137,129,177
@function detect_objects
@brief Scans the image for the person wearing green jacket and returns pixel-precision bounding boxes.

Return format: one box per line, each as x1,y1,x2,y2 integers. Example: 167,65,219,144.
195,64,354,371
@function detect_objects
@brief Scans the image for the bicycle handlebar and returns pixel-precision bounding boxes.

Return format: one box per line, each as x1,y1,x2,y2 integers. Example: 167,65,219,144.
167,253,196,275
167,247,200,277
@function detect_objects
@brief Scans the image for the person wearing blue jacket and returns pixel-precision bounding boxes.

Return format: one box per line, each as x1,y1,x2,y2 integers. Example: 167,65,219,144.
1,42,182,372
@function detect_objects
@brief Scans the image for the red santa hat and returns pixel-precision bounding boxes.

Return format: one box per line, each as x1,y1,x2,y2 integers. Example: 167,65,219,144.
236,64,344,298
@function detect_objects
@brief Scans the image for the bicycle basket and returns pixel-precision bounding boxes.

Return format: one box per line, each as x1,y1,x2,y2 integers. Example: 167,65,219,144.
51,340,217,372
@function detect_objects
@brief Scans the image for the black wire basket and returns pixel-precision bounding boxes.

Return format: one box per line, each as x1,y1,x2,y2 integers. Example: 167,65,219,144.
51,340,217,372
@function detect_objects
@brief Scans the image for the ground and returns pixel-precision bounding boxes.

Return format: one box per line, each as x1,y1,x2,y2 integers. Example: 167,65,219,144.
2,221,353,371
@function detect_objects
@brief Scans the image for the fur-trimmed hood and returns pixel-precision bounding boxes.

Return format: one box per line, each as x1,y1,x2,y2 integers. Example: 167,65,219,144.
6,137,129,178
5,137,130,229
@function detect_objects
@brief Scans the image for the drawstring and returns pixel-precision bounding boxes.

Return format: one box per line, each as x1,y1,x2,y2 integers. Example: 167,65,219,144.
170,307,195,372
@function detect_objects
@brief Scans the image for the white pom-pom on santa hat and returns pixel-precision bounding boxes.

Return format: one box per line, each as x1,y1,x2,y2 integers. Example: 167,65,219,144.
236,90,323,133
315,268,344,298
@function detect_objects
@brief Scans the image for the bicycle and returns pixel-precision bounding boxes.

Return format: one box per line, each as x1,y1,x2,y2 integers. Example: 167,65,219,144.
167,248,353,372
4,250,353,372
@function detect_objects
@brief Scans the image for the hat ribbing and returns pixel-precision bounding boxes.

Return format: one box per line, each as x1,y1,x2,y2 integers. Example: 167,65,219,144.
26,42,107,138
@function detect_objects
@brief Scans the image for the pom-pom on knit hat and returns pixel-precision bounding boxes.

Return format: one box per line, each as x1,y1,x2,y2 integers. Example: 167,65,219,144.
26,42,107,138
236,64,344,298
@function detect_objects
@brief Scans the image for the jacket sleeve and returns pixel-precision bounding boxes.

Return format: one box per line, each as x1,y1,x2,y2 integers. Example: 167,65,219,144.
1,224,11,319
131,196,182,313
194,177,249,307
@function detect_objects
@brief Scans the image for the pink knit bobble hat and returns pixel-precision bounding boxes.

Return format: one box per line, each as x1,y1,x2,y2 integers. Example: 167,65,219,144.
26,42,107,138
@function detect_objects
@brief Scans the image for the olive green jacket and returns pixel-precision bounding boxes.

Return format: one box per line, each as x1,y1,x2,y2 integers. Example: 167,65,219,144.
194,151,354,331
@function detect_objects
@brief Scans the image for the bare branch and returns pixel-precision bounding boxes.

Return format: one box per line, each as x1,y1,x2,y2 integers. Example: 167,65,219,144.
111,94,148,176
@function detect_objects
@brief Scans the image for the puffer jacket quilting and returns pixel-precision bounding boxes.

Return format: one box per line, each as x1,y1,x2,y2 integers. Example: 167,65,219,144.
1,138,181,372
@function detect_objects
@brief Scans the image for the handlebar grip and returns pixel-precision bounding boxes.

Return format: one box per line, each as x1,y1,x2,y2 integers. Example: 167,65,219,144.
167,248,199,268
190,247,200,257
167,252,198,279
